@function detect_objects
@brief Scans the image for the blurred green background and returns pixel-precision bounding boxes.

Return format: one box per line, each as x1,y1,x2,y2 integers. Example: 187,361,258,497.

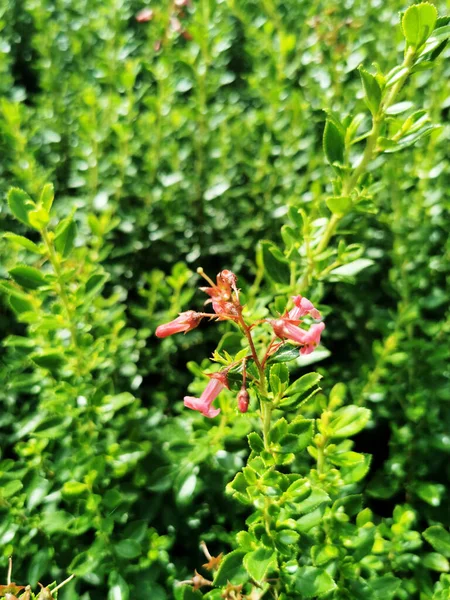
0,0,449,598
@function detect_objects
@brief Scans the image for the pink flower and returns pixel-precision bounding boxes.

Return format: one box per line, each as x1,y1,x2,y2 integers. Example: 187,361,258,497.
184,373,228,418
211,300,240,321
288,295,321,320
271,319,309,344
155,311,202,338
136,8,154,22
270,319,325,355
299,322,325,355
199,269,241,321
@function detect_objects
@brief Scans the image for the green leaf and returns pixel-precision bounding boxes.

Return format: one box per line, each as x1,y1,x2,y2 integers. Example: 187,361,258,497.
330,258,374,277
115,539,142,559
423,553,450,572
424,526,450,557
278,419,314,453
369,575,401,599
0,280,33,300
40,183,55,213
280,372,322,408
294,566,337,597
414,481,445,506
332,494,362,516
284,478,312,502
55,217,77,258
402,2,438,48
7,187,36,226
69,551,100,577
260,240,290,284
213,550,247,586
9,295,34,315
358,67,382,115
326,196,352,215
276,530,300,546
323,119,345,165
382,124,440,153
30,351,65,371
176,472,197,506
9,265,47,290
99,393,136,414
269,344,300,364
62,481,89,497
296,487,330,514
243,547,276,583
284,372,322,397
328,450,366,467
297,506,325,532
3,233,41,253
311,544,339,566
85,272,109,298
342,453,372,484
248,432,264,453
1,480,23,498
269,363,289,396
432,573,450,600
28,206,50,229
329,405,371,439
4,335,36,348
329,382,346,409
226,472,250,504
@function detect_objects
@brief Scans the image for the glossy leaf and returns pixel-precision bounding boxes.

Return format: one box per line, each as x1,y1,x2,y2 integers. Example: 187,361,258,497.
9,266,47,289
243,547,276,583
323,119,345,165
402,2,437,48
7,187,35,226
424,527,450,557
329,406,371,439
359,68,382,115
294,566,337,597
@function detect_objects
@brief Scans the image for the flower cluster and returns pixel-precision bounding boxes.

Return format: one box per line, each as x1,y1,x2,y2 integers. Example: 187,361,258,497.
156,269,324,418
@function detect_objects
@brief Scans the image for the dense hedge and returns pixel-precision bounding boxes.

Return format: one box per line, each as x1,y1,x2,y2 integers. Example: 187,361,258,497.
0,1,449,599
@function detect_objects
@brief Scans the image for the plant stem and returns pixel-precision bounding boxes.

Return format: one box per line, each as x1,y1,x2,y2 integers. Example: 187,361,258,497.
261,401,272,451
314,46,417,260
52,574,76,593
7,556,12,585
316,411,331,475
238,315,274,449
41,228,83,373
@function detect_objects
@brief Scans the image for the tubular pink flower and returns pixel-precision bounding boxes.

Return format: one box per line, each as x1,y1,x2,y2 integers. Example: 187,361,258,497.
155,311,202,338
299,322,326,355
199,269,241,321
211,300,240,321
271,319,309,344
288,295,321,320
270,319,325,355
184,373,228,418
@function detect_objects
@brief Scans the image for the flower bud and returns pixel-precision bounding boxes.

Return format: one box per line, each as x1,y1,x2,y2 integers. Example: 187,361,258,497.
218,269,237,289
155,311,202,338
237,387,249,413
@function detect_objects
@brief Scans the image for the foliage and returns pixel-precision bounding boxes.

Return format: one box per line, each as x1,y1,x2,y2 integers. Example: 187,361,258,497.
0,1,449,599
